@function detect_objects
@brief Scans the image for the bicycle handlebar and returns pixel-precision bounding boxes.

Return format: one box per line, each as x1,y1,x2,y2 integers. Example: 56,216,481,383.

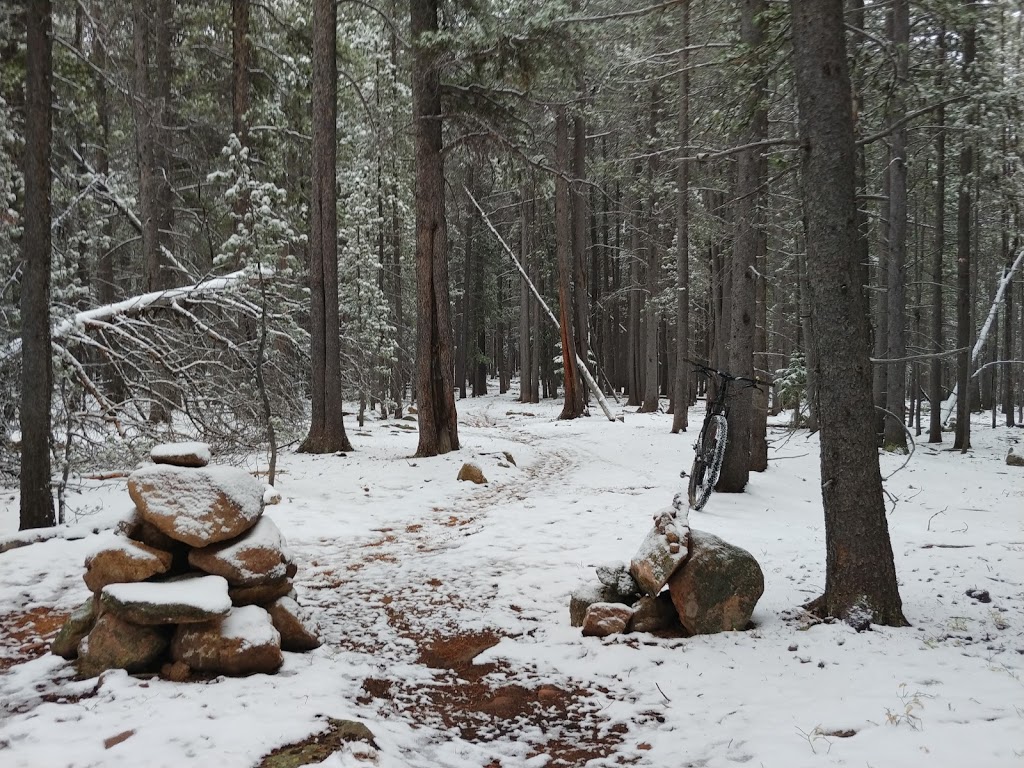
685,358,769,389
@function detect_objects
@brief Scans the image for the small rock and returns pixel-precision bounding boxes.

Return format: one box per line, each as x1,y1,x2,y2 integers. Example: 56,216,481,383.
77,612,169,678
595,562,641,601
582,602,634,637
630,510,690,596
119,511,183,553
150,441,211,468
457,463,487,484
171,605,283,676
160,660,191,682
966,588,991,603
51,598,97,659
84,538,174,593
628,593,680,633
1006,448,1024,467
266,596,322,652
569,581,627,627
502,451,516,466
228,576,293,606
263,486,282,506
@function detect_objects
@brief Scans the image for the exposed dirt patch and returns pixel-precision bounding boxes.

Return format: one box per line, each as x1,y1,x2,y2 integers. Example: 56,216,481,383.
256,717,377,768
0,606,69,672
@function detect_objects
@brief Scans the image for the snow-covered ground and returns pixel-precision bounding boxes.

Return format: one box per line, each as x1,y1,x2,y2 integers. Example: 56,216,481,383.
1,389,1022,768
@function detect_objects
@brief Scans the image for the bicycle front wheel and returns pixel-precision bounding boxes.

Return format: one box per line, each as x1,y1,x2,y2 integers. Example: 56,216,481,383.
687,414,728,510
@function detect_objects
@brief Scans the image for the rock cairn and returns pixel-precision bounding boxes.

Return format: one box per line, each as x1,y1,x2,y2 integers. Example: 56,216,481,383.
52,442,321,679
569,494,765,637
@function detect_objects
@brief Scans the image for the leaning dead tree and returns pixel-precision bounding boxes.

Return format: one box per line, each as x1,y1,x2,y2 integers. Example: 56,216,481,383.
1,267,309,472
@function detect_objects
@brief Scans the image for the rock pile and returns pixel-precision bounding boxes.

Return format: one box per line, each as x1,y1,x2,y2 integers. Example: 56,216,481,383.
51,442,321,679
570,494,764,637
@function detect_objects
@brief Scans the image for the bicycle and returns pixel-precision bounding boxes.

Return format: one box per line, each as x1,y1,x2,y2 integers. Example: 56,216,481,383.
684,360,765,510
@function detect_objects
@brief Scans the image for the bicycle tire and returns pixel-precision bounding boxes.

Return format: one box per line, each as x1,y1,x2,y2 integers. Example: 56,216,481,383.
687,414,728,510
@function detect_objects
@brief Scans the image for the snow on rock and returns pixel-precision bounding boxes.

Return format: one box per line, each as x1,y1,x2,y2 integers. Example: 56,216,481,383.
50,598,97,659
128,464,264,547
266,596,322,652
171,605,283,676
629,507,690,596
667,528,764,635
581,602,634,637
456,462,487,484
263,485,282,505
150,441,212,468
188,516,289,587
83,537,173,593
100,574,232,625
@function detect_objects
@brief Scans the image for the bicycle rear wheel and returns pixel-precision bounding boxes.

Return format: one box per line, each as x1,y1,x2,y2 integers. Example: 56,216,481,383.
687,414,728,510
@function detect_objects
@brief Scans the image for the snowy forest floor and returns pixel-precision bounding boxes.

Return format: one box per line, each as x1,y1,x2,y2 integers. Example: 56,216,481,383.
1,388,1023,768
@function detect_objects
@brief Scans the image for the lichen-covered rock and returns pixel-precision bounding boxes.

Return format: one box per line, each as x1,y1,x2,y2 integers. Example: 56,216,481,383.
76,612,169,678
595,561,641,601
628,592,681,634
266,596,321,652
228,576,292,607
581,602,634,637
51,598,97,659
667,529,764,635
150,441,211,468
188,517,289,587
83,538,173,593
128,464,264,547
100,575,232,625
457,463,487,484
171,605,283,676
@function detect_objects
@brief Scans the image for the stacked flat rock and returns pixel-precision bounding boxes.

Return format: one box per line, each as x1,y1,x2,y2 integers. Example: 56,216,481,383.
51,442,321,680
569,493,765,638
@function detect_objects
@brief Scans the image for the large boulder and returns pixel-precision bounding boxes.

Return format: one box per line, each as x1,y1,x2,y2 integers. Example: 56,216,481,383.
667,529,764,635
266,596,322,652
51,598,97,659
151,441,211,468
171,605,283,676
83,538,173,593
76,612,169,678
630,505,690,596
128,465,264,547
100,575,232,625
188,517,289,587
581,603,634,638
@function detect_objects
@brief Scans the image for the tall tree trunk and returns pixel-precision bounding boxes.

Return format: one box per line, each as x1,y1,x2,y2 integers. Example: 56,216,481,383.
671,0,691,433
132,0,158,293
641,84,662,413
928,26,947,444
791,0,907,627
571,36,590,401
718,0,767,492
556,105,585,419
883,0,909,451
626,164,644,406
412,0,459,454
954,2,976,453
20,0,55,531
300,0,352,453
519,183,534,403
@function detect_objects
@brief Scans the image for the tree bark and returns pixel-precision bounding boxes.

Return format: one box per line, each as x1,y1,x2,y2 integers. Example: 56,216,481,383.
671,0,691,434
954,2,976,453
641,84,662,413
299,0,352,453
20,0,55,531
718,0,767,492
556,105,585,420
231,0,250,142
519,183,534,403
882,0,909,451
791,0,907,627
928,26,947,444
412,0,459,454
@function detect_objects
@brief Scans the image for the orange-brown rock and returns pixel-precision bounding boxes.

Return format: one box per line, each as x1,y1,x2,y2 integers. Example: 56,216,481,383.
266,596,321,652
228,576,292,606
84,538,174,593
188,517,288,587
76,613,169,678
581,602,634,638
170,605,283,676
128,465,264,547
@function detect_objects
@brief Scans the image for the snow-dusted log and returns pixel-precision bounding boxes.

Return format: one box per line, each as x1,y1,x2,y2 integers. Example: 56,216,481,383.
465,186,617,423
941,247,1024,424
